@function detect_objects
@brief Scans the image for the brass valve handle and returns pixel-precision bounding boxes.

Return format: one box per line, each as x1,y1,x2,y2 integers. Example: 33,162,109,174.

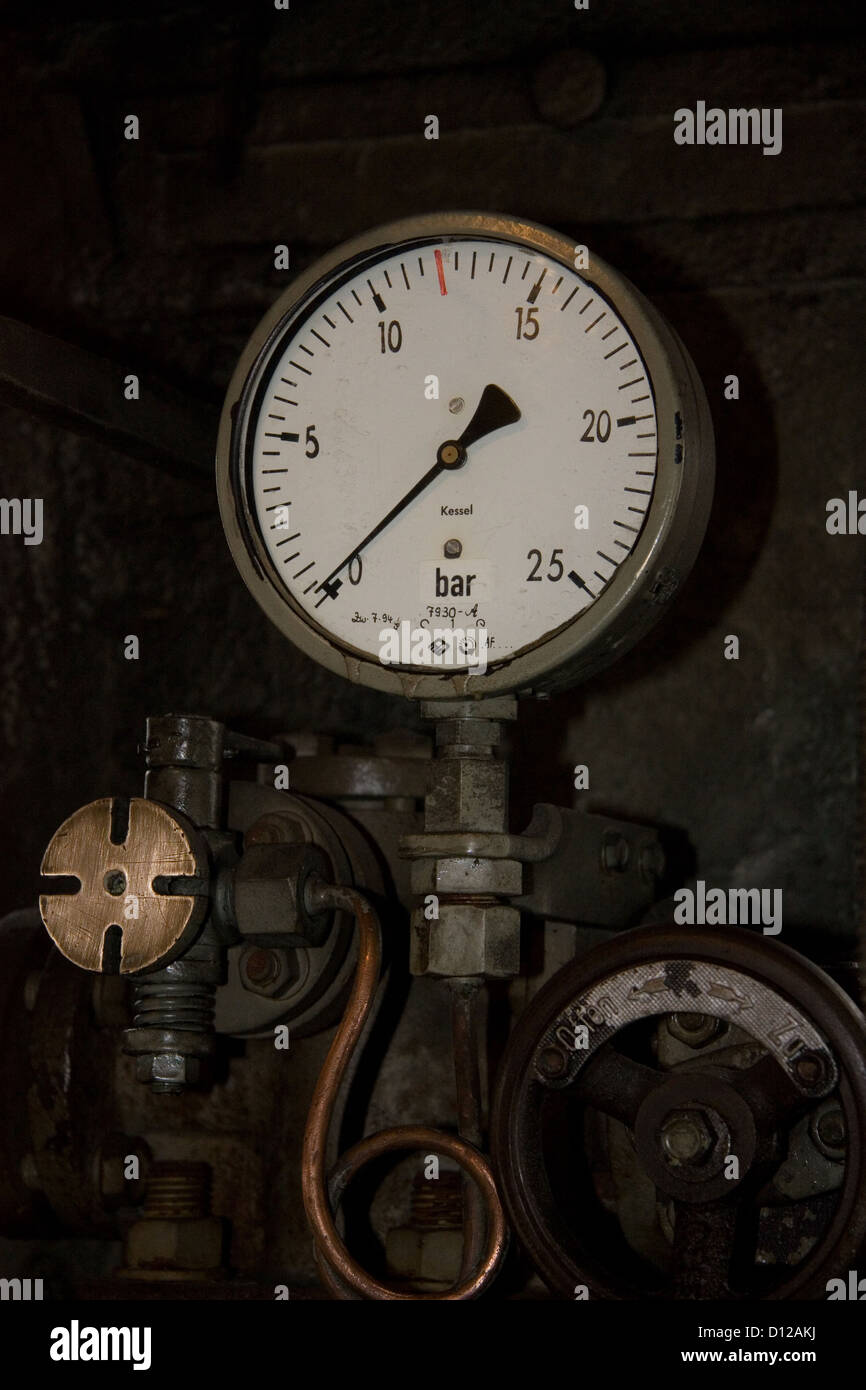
39,796,207,975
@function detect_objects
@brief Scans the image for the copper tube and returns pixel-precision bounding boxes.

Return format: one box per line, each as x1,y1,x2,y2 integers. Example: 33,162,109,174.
301,880,507,1300
450,979,487,1278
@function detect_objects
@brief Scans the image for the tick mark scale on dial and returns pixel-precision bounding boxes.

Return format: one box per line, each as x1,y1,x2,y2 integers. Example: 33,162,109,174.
384,270,392,288
614,519,639,533
502,255,513,284
289,360,311,376
585,313,606,332
521,261,531,279
274,396,297,406
605,343,627,359
311,329,330,347
579,298,593,313
598,550,619,566
560,286,579,311
279,378,298,387
552,275,563,293
275,534,301,546
471,252,477,279
454,251,460,270
628,506,647,516
323,314,336,329
629,452,655,457
282,552,300,563
527,268,547,303
619,359,638,371
401,263,411,289
418,257,425,276
625,486,652,495
293,561,315,579
614,539,630,551
568,571,595,596
619,377,644,390
299,344,314,357
434,248,447,295
601,326,618,340
303,581,318,594
488,252,495,271
617,416,636,426
367,280,386,311
265,503,289,511
338,301,354,322
352,289,363,304
631,394,651,403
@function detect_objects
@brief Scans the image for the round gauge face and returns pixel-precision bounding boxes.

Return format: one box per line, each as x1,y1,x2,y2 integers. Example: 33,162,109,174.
219,213,714,698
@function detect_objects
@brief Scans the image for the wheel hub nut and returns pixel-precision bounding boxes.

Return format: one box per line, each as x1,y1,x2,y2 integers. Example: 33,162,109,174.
660,1109,714,1165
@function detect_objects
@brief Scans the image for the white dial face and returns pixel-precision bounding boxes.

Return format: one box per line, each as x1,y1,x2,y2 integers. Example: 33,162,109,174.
246,235,658,673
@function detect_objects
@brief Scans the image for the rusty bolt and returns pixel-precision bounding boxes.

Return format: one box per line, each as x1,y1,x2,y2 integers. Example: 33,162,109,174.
660,1109,715,1165
668,1013,723,1048
120,1162,223,1277
601,833,630,873
135,1052,201,1093
793,1050,828,1090
537,1045,568,1080
810,1102,847,1157
239,945,296,998
242,948,279,984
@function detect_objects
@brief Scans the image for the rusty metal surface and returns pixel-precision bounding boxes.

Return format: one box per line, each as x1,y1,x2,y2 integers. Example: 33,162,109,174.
40,797,206,974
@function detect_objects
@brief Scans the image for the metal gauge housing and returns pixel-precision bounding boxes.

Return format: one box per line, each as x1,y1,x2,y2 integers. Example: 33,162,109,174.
217,212,714,699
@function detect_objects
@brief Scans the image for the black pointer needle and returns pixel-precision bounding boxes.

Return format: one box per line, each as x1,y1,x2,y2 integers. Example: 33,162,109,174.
315,384,520,600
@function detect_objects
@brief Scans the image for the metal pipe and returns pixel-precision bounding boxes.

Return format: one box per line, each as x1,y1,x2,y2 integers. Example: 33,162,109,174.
301,880,507,1300
450,978,487,1279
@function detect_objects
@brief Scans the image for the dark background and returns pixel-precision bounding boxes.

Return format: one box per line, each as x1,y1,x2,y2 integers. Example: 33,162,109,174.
0,0,864,949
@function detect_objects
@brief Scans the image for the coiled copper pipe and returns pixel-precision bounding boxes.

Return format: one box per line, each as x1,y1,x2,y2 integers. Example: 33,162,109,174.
301,880,507,1300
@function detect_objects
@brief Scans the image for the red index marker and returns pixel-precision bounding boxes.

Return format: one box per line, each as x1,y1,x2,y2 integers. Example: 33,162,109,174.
434,248,448,295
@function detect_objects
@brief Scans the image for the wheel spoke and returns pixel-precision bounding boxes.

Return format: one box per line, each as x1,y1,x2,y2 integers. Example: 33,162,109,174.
571,1042,661,1128
670,1198,755,1299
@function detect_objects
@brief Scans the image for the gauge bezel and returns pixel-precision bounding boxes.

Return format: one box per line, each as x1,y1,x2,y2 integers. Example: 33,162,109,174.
217,211,714,699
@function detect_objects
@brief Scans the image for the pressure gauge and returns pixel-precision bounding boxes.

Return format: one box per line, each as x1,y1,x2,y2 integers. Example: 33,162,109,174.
217,212,713,699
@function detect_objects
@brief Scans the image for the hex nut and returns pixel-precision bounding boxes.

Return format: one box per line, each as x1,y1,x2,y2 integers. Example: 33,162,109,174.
239,946,298,998
125,1216,223,1272
424,760,507,833
410,857,522,896
660,1109,716,1165
135,1053,201,1088
410,903,520,978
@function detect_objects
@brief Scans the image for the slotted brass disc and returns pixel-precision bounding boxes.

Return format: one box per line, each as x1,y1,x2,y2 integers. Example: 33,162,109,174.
39,797,205,974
